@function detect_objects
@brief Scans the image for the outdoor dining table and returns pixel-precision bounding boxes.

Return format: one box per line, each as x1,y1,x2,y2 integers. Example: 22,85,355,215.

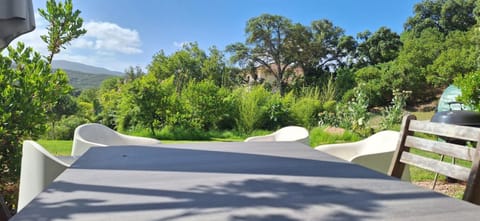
11,141,480,220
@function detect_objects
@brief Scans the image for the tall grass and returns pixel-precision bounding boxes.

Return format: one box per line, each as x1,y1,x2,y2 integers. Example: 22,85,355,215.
236,86,269,134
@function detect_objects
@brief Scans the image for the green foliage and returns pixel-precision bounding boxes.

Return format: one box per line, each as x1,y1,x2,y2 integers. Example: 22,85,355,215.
405,0,477,36
379,90,412,130
127,75,175,135
319,85,371,135
356,26,402,66
291,87,322,129
261,92,294,130
38,0,87,63
147,43,233,91
235,86,270,134
426,30,478,87
386,28,445,102
43,115,88,140
46,94,79,139
339,86,371,132
334,68,356,99
0,43,71,208
309,127,361,147
180,79,224,130
455,71,480,111
96,77,123,128
227,14,297,95
215,87,239,130
354,65,388,106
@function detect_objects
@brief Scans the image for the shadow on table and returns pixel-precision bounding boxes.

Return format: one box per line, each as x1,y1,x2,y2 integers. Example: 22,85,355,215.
12,144,450,221
15,177,444,221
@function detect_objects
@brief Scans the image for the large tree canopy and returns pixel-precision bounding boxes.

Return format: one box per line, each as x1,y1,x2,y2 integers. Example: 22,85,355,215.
356,27,402,66
227,14,357,94
405,0,477,35
227,14,299,95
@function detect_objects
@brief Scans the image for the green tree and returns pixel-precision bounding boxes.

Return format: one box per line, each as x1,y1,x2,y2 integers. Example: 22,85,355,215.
127,75,175,135
124,66,145,83
227,14,300,95
148,43,208,93
310,19,357,70
0,43,71,209
201,46,228,87
389,28,445,102
427,30,477,87
299,19,357,86
455,71,480,111
46,94,78,139
96,77,123,128
405,0,477,36
354,65,388,106
39,0,87,63
181,80,223,130
356,27,402,66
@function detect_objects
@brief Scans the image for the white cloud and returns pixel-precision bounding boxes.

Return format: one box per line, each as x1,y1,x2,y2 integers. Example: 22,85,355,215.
78,21,142,54
7,17,143,71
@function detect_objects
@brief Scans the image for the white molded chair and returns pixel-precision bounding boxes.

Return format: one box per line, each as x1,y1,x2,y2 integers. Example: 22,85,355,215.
17,141,71,212
72,123,161,156
245,126,310,145
315,130,410,180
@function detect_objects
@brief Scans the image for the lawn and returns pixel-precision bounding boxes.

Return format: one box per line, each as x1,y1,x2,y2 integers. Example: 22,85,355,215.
38,140,73,156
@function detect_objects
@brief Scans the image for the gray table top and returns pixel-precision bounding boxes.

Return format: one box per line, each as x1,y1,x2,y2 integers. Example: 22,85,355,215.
12,142,480,221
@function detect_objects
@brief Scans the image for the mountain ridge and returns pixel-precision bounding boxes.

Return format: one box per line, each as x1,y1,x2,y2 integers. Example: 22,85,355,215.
51,60,123,90
52,60,123,76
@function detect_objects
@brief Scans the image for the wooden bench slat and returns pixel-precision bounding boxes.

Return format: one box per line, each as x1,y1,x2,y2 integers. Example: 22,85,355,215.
400,152,471,181
409,120,480,142
405,136,475,161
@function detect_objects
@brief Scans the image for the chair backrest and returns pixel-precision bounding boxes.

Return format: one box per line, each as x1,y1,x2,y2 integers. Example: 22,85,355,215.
75,123,124,145
244,126,309,145
273,126,309,143
17,141,70,212
315,130,410,180
72,123,161,156
389,114,480,205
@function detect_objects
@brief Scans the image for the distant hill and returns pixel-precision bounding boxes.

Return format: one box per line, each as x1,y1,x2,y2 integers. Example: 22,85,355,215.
61,69,120,90
51,60,124,90
52,60,123,76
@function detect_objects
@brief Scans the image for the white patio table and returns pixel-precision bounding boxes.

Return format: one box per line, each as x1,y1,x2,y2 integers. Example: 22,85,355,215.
11,142,480,220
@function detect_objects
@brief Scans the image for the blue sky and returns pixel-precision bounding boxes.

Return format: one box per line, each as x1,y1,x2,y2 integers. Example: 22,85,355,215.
14,0,420,72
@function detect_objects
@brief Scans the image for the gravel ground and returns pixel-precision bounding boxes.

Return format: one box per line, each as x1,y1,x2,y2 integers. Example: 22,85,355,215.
413,181,465,198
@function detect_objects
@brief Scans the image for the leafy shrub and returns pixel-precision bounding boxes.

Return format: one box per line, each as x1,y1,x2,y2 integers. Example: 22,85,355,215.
291,97,322,128
261,92,294,130
215,87,238,130
235,86,270,134
379,90,411,130
319,85,372,136
181,79,223,130
0,43,71,210
455,71,480,111
43,115,88,140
